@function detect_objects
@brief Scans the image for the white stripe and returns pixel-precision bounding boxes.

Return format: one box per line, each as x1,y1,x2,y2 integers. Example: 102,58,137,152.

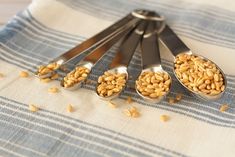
0,139,47,157
23,10,81,41
0,101,164,157
0,117,111,157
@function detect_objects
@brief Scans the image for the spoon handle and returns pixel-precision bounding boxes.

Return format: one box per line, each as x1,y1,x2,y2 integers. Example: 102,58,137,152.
159,25,191,56
53,13,140,65
141,21,161,69
111,21,147,67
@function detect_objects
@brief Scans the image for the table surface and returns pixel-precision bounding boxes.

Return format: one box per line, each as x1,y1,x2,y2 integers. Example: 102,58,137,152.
0,0,31,26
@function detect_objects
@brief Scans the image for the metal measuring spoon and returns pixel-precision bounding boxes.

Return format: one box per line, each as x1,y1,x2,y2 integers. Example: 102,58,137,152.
135,21,172,103
95,21,147,100
159,25,227,101
35,12,141,79
60,24,135,90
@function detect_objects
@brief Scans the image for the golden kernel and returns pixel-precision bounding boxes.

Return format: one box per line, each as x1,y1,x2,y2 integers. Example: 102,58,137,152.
19,71,29,78
67,104,74,113
40,78,51,83
160,115,170,122
219,104,229,112
126,96,133,104
168,97,175,104
175,93,183,101
0,73,4,78
108,101,117,108
29,104,39,112
48,87,59,93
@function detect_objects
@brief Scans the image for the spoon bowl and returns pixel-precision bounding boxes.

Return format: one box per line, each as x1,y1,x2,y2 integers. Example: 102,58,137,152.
95,66,128,100
173,52,227,101
60,61,93,91
136,65,172,103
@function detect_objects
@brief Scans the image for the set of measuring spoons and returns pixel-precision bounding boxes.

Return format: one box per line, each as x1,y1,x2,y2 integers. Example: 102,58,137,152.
35,9,227,103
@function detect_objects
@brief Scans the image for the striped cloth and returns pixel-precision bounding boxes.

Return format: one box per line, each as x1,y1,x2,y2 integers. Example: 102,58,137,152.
0,0,235,156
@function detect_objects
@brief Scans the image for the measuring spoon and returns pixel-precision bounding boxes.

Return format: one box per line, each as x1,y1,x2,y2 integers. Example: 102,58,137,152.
95,21,147,100
60,23,134,90
159,25,227,100
35,12,141,79
136,21,172,103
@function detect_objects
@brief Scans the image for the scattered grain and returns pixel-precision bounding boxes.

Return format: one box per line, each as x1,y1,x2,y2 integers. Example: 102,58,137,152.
160,115,170,122
219,104,229,112
29,104,39,112
19,71,29,78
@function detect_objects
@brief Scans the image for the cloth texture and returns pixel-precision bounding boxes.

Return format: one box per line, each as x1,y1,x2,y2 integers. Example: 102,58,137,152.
0,0,235,157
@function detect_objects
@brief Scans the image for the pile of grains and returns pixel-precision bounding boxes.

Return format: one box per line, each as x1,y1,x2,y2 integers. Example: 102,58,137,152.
37,62,60,77
136,71,171,99
174,54,225,95
97,71,126,97
63,66,90,88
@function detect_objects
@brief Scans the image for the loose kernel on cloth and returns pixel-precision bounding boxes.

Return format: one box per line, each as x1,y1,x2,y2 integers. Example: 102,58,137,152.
40,78,51,83
136,71,171,99
67,104,74,113
219,104,229,112
126,96,133,104
97,72,126,97
63,66,90,88
108,101,117,108
160,115,170,122
29,104,39,112
174,54,225,96
168,97,175,104
19,71,29,78
175,93,183,101
0,73,4,78
123,106,140,118
48,87,59,93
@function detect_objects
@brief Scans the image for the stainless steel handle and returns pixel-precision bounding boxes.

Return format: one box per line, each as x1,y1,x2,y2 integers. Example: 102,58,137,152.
112,21,147,67
141,21,161,69
159,25,191,56
82,24,135,64
53,13,140,65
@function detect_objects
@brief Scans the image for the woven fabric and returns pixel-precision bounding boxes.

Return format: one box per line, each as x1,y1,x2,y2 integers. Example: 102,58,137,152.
0,0,235,156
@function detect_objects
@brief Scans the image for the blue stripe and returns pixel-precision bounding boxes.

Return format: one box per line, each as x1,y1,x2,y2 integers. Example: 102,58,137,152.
0,121,105,157
0,148,19,157
0,96,185,157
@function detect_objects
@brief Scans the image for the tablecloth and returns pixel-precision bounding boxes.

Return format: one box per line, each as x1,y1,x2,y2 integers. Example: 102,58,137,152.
0,0,235,156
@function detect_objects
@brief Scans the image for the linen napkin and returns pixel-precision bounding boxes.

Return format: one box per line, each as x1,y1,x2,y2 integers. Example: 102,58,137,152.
0,0,235,156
